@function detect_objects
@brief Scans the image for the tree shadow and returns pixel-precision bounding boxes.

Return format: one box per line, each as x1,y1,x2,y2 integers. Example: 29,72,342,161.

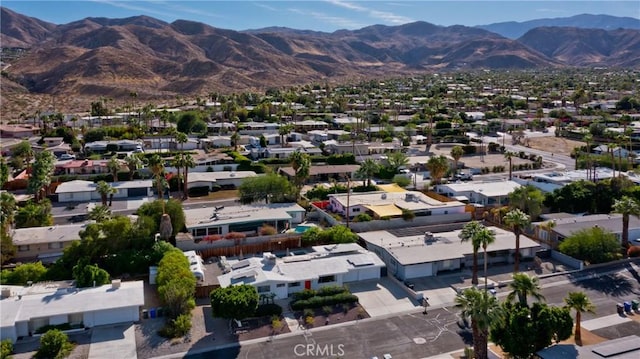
624,262,640,285
571,273,636,297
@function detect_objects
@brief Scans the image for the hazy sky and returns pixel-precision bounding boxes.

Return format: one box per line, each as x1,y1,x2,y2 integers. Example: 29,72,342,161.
4,1,639,32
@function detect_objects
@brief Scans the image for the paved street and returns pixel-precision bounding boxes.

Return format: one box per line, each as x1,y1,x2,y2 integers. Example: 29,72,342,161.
157,260,640,359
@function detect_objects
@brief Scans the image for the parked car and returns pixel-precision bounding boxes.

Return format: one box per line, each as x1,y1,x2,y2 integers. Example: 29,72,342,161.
68,214,88,223
59,153,76,160
454,171,473,181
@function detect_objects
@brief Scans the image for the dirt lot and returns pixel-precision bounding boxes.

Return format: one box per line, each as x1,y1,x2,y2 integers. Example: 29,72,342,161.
527,137,584,157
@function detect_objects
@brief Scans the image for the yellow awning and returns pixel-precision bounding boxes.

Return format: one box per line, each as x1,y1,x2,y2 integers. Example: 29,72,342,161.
377,184,407,193
364,204,403,217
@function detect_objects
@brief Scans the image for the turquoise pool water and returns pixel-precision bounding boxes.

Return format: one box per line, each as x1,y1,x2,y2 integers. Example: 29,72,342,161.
294,225,313,233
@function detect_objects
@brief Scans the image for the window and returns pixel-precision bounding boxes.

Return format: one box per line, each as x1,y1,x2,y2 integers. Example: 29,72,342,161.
276,283,286,288
18,245,29,252
289,282,300,288
257,285,270,293
48,242,62,250
318,275,336,283
194,228,206,237
207,227,220,235
352,208,360,213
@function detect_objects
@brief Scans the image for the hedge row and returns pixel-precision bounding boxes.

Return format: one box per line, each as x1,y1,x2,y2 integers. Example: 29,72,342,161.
292,285,348,301
291,293,359,311
255,303,283,317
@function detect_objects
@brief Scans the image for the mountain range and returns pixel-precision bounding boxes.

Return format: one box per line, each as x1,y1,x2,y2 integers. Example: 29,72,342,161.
1,7,640,101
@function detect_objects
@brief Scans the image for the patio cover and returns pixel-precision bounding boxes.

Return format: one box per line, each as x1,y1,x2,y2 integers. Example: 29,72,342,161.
378,184,407,193
364,204,403,217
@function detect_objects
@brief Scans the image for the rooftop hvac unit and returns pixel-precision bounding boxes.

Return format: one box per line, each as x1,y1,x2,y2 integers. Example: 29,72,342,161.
424,232,434,242
1,288,12,299
111,279,121,289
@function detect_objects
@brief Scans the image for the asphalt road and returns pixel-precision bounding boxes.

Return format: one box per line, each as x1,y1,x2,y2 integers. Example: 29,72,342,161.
181,261,640,359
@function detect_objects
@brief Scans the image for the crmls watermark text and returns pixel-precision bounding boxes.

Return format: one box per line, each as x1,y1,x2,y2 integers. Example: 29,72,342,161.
293,344,346,357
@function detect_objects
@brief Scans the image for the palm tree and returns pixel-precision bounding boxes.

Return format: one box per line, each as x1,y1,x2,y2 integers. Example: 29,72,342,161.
0,192,16,233
426,155,450,187
231,131,241,151
95,180,116,206
289,151,311,199
459,221,485,285
612,196,640,249
583,133,593,181
564,291,595,345
455,287,502,359
504,151,516,180
175,131,188,152
477,227,496,289
278,124,293,147
506,273,545,307
182,153,195,200
355,158,379,187
107,156,120,182
125,155,142,180
88,204,112,222
508,185,544,220
147,154,166,208
503,208,531,272
450,146,464,174
172,153,185,198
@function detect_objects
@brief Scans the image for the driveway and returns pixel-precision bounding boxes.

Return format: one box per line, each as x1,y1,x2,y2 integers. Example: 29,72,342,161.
88,323,137,359
349,277,419,317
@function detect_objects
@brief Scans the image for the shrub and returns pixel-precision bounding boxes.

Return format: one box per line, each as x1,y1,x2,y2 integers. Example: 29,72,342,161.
317,285,347,297
1,339,12,359
305,316,314,326
259,224,277,236
255,303,283,317
272,318,283,331
293,289,317,301
354,213,372,222
401,208,415,221
224,232,246,240
303,308,315,318
35,329,73,359
322,306,333,315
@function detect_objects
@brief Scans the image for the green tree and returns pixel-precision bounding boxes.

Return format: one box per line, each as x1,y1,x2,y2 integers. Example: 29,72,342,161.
72,259,110,288
392,174,411,188
176,112,200,134
1,192,16,233
27,151,55,202
503,208,530,272
238,173,295,204
11,141,34,171
490,302,572,359
558,227,620,264
385,152,409,174
15,200,53,228
477,226,496,289
107,156,120,182
137,199,186,238
157,249,196,319
426,155,449,186
508,185,544,220
35,329,73,359
125,154,143,180
459,221,484,285
564,291,595,345
506,273,545,307
289,151,311,199
0,158,9,188
504,151,516,180
147,154,166,202
612,196,640,249
278,124,293,147
455,287,502,359
0,231,15,265
210,284,259,320
450,145,464,173
0,262,47,285
355,158,379,187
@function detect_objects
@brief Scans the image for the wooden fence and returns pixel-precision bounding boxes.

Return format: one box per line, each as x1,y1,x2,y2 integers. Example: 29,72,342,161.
196,236,302,260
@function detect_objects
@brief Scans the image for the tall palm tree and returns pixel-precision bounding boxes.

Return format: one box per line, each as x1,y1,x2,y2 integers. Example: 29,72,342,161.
172,153,185,199
147,154,166,209
107,156,120,182
125,155,142,180
504,151,516,180
278,124,293,147
182,153,195,200
289,151,311,199
583,133,593,181
564,291,595,345
355,158,379,187
459,221,484,285
175,131,188,152
455,287,502,359
612,196,640,249
426,155,450,187
0,192,16,233
508,185,544,220
95,180,116,206
503,208,531,272
477,227,496,289
88,204,112,222
450,146,464,174
506,273,545,307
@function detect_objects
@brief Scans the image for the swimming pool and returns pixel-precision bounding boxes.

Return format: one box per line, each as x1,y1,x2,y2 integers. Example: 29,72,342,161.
293,225,314,233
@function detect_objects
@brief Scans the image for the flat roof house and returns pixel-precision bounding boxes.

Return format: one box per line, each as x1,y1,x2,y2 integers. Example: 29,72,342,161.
187,171,257,190
12,224,86,263
279,164,360,184
184,203,306,240
0,280,144,343
535,214,640,246
217,243,385,299
360,226,540,280
55,179,152,202
435,180,523,206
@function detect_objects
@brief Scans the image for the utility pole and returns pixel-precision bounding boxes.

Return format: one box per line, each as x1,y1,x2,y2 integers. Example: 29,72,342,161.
345,174,351,229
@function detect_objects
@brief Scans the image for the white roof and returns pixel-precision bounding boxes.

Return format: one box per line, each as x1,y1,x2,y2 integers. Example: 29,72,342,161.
1,281,144,328
217,244,384,287
12,224,86,245
185,203,306,229
188,171,257,183
437,180,522,198
55,180,152,193
329,191,465,210
360,227,540,265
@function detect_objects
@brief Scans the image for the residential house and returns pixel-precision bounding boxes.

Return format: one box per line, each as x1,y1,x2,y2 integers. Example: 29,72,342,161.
54,159,125,176
217,243,385,299
435,180,523,206
12,224,86,264
187,171,257,190
534,213,640,247
239,122,280,136
360,226,540,280
184,203,306,240
279,164,360,184
55,179,152,202
0,125,40,139
323,142,370,156
0,280,144,343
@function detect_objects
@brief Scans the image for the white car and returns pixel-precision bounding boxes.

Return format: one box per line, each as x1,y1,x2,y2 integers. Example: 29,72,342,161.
59,154,76,160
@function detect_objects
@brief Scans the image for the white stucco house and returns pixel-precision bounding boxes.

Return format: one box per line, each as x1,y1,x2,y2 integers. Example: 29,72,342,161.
217,243,385,299
55,180,153,202
0,280,144,343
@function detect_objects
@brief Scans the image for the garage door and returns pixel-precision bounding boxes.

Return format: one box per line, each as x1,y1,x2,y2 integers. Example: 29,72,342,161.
404,263,433,279
343,270,358,282
357,267,380,281
127,188,148,197
91,307,137,327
